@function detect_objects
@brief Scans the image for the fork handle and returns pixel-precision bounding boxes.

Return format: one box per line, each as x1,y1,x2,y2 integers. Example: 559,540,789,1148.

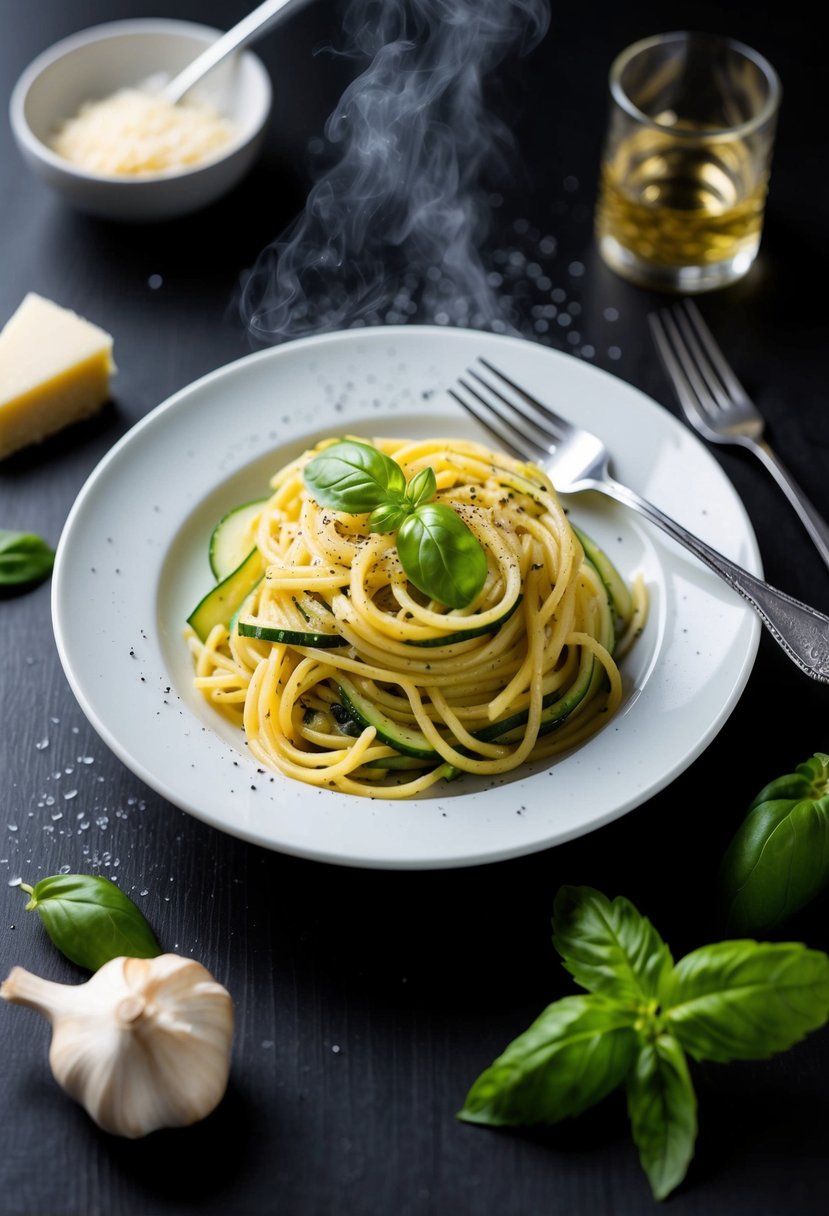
750,439,829,573
602,477,829,683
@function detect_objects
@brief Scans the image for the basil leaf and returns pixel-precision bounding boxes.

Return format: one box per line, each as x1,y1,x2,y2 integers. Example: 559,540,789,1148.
21,874,161,971
626,1034,697,1202
368,501,411,534
663,940,829,1062
397,503,488,609
747,751,829,808
552,886,673,1009
302,442,486,609
405,466,437,508
721,752,829,933
0,529,55,587
458,994,638,1126
303,440,406,513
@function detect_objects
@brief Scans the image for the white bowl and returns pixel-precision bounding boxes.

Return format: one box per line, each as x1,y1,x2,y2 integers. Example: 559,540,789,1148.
9,18,273,222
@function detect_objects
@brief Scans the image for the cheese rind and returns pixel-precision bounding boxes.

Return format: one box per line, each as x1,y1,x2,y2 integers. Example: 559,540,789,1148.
0,293,115,459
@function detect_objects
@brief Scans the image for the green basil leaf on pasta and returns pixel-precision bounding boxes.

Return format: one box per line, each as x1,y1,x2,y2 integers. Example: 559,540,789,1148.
0,529,55,588
458,994,638,1127
397,503,488,608
663,940,829,1062
626,1034,697,1202
720,752,829,933
20,874,161,971
405,466,437,509
553,885,674,1008
368,501,411,534
303,440,406,512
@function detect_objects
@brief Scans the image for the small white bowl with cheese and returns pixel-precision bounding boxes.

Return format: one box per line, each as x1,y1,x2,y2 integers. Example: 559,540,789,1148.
9,18,273,222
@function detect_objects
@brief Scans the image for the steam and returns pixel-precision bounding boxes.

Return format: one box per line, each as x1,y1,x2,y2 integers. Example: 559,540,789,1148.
240,0,551,342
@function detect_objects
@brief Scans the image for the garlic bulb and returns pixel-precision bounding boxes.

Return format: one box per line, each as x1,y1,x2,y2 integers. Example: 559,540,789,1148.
1,953,234,1138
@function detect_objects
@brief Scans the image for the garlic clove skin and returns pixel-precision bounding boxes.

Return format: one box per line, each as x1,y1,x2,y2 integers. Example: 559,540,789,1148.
1,954,234,1139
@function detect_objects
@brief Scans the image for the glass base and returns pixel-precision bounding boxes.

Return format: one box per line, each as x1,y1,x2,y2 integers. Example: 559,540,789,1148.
597,233,759,293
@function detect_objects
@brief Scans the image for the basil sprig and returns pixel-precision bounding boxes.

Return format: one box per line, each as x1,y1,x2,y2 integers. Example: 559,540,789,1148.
303,440,487,609
459,886,829,1201
720,751,829,933
0,529,54,588
19,874,161,971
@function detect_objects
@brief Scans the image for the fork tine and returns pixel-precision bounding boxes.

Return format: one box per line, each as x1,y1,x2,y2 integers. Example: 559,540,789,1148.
658,309,730,423
478,357,571,441
447,385,525,459
466,368,559,449
669,305,734,414
449,378,549,464
648,312,715,434
678,300,748,402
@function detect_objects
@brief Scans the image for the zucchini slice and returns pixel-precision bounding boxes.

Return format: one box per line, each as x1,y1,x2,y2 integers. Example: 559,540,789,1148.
238,593,347,648
338,647,599,764
362,755,434,771
337,676,438,759
475,648,597,744
408,596,522,648
209,499,267,581
572,525,633,632
188,548,265,642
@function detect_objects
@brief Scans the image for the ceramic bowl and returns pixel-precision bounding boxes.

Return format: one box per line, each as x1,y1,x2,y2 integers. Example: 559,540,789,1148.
9,18,273,222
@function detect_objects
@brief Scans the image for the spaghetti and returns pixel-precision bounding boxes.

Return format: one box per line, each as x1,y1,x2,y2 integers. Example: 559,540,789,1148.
186,436,646,797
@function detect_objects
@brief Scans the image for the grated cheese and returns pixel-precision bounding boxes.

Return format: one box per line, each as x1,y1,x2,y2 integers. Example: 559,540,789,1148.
49,88,236,177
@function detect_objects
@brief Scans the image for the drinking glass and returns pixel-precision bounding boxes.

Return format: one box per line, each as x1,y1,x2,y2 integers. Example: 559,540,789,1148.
595,31,781,293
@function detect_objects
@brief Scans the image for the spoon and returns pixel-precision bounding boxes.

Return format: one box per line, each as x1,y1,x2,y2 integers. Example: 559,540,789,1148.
160,0,312,105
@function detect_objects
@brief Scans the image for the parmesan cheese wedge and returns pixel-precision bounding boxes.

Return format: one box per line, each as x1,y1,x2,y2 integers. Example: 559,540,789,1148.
0,293,115,460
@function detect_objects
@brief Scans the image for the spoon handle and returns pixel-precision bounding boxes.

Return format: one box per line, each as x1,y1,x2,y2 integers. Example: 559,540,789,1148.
162,0,311,104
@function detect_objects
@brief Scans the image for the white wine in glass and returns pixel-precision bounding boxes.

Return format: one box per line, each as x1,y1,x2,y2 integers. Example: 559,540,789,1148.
595,33,780,293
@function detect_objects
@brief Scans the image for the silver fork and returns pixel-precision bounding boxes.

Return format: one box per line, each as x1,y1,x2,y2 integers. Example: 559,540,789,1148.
649,300,829,572
448,358,829,684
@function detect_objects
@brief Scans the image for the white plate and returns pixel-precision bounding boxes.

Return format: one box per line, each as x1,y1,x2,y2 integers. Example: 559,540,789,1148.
52,326,761,869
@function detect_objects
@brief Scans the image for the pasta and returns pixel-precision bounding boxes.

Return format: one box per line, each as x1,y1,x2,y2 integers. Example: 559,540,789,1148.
186,436,647,797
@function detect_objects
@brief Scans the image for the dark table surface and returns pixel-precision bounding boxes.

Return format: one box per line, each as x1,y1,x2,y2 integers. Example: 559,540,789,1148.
2,2,828,1214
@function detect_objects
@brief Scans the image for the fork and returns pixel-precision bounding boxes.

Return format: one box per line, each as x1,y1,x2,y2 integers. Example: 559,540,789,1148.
448,358,829,684
649,300,829,573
